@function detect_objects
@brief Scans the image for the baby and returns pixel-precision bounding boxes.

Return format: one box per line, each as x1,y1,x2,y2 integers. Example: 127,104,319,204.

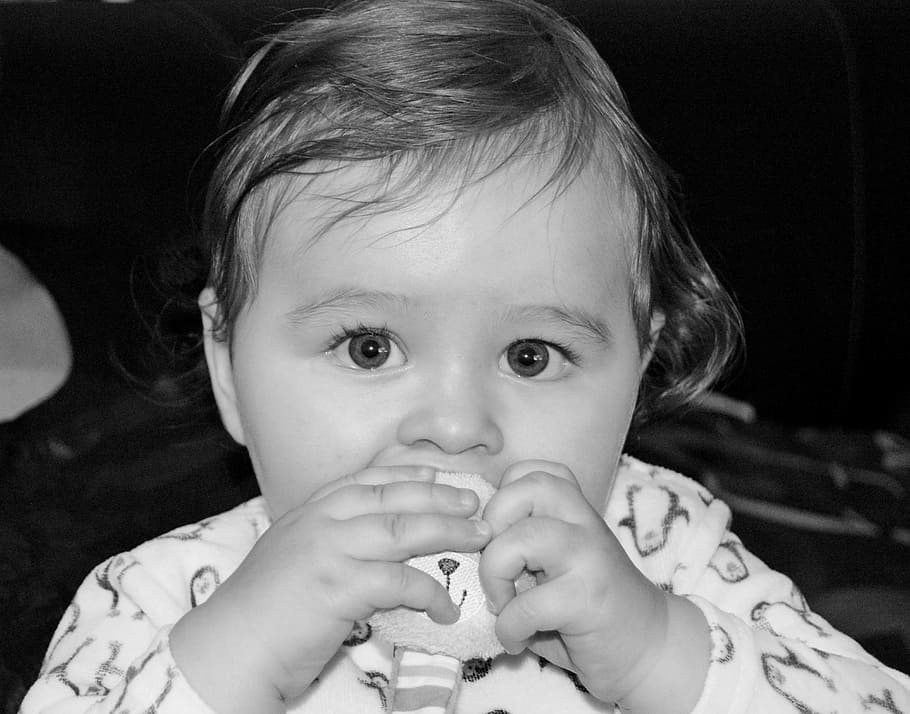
21,0,910,713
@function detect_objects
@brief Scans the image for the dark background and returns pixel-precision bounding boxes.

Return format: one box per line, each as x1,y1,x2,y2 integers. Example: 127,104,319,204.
1,0,908,710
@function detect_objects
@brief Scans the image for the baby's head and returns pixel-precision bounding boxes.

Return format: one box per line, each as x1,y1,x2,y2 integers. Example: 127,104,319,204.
197,0,741,515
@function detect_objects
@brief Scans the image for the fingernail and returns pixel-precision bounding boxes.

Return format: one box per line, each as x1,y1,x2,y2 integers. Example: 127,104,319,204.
473,520,492,537
459,489,477,508
485,597,499,614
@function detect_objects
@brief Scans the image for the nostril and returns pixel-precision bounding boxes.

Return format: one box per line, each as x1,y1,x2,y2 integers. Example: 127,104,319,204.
438,557,460,576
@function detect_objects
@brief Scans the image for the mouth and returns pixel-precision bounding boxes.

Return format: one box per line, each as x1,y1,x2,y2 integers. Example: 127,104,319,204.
433,471,497,515
432,468,496,493
381,460,490,482
433,468,485,478
369,454,498,487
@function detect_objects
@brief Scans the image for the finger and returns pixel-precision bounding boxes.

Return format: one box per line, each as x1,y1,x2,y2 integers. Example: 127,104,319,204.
496,578,579,651
316,479,481,520
308,465,436,503
484,468,591,535
479,516,576,612
361,561,462,625
343,512,492,561
499,460,580,489
525,630,573,670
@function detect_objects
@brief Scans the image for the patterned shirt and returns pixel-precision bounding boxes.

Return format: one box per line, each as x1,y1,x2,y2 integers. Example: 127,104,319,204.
19,456,910,713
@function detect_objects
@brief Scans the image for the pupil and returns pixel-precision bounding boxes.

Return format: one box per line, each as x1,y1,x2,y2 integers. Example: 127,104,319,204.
349,333,390,369
508,341,548,377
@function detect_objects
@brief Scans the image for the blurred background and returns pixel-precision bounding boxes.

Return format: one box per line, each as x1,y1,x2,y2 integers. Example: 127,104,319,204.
0,0,908,710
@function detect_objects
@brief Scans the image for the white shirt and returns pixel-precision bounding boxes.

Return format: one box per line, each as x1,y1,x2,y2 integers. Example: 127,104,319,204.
20,456,910,713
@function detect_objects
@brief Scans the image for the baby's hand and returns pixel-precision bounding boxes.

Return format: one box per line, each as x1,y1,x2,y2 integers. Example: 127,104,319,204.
479,461,709,714
171,466,491,713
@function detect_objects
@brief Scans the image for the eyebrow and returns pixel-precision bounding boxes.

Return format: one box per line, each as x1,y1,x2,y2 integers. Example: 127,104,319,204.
284,287,410,324
499,303,614,347
284,287,614,346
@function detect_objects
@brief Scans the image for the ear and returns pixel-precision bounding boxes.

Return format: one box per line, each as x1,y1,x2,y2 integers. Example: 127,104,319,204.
639,309,666,375
199,287,246,445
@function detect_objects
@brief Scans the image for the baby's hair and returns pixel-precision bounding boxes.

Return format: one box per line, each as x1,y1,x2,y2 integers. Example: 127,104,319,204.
200,0,742,421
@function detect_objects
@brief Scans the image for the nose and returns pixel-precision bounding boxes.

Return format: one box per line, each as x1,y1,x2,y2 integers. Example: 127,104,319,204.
396,364,504,456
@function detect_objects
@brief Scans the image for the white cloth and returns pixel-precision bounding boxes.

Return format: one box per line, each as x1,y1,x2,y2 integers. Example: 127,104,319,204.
19,456,910,713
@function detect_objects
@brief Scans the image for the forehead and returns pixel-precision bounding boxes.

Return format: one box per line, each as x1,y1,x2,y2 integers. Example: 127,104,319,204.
256,155,636,313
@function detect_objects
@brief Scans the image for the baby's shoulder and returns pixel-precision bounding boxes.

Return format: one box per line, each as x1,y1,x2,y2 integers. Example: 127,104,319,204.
606,456,731,569
607,455,724,527
133,495,270,560
113,496,270,601
615,455,715,502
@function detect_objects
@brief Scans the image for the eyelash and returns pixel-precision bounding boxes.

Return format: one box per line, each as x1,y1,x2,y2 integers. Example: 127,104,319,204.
518,336,583,366
325,324,582,367
325,323,396,352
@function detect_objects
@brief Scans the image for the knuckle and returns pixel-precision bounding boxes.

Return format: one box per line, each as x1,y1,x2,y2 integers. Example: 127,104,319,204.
382,512,408,542
313,552,349,595
371,482,391,508
513,469,552,490
315,567,341,594
499,463,525,487
530,469,560,485
389,562,413,595
547,462,575,480
506,461,576,488
524,470,547,486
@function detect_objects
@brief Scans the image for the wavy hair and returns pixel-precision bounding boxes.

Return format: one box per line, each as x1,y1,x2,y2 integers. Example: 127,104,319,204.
200,0,742,421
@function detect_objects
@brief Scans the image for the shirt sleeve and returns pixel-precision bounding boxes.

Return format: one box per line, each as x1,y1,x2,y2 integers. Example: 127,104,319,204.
609,457,910,714
18,501,268,714
17,553,217,713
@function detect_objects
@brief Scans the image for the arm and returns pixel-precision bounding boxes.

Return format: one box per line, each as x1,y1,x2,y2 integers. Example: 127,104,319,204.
22,471,489,713
480,461,711,714
19,499,268,713
683,536,910,714
613,457,910,714
610,591,711,714
18,553,219,714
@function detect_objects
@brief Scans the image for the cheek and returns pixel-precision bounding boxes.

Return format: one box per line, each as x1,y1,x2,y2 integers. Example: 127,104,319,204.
229,352,366,510
233,373,412,516
507,395,631,508
234,388,333,512
507,369,639,510
564,408,630,510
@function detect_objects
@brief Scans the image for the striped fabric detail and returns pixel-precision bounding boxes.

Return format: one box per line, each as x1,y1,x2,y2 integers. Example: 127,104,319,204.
389,648,460,714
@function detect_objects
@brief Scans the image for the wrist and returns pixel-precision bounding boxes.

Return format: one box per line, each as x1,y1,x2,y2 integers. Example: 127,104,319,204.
171,601,285,714
617,593,710,714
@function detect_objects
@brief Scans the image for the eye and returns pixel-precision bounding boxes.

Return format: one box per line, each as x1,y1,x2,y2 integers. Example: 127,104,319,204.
500,339,574,380
328,328,406,371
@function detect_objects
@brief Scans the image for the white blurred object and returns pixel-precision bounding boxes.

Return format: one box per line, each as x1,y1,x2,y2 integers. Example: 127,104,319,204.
0,244,71,422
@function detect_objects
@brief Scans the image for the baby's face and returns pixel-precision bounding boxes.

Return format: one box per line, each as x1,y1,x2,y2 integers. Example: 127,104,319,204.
203,158,658,519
